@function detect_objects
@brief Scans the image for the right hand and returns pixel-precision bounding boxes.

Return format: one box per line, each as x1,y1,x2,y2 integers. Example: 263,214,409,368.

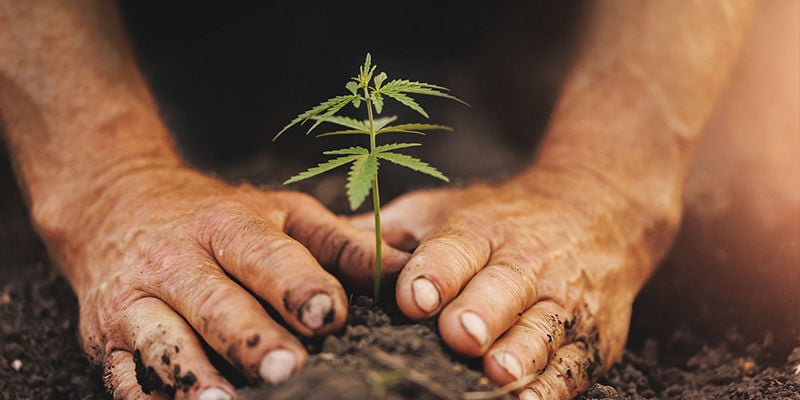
40,166,409,399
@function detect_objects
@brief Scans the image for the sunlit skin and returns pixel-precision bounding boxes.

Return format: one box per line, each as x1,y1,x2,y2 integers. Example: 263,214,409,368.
2,0,797,399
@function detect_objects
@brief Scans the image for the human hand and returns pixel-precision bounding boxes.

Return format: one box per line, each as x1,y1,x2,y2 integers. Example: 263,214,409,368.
46,166,409,399
354,168,675,399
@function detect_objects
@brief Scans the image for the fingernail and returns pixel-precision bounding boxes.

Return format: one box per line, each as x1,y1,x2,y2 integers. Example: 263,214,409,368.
198,387,233,400
460,311,489,346
412,277,440,313
299,293,333,330
492,351,522,380
519,389,541,400
260,349,296,384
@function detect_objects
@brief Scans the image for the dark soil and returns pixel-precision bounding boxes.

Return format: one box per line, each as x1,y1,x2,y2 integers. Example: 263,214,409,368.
2,145,799,400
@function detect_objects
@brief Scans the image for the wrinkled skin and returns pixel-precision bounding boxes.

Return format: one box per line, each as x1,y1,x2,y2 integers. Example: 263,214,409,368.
66,167,409,399
355,167,667,398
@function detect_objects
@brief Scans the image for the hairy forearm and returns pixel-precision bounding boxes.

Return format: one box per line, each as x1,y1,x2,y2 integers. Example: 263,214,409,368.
0,0,182,230
524,1,756,212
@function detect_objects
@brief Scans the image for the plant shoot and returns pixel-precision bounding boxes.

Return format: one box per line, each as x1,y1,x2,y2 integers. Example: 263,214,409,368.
275,54,465,299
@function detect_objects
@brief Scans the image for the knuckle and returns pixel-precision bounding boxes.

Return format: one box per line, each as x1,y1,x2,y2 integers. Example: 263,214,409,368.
478,266,531,311
102,351,137,400
199,201,258,244
250,235,301,267
191,282,240,334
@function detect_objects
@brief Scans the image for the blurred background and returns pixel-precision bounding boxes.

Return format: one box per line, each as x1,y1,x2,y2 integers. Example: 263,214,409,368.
116,0,581,190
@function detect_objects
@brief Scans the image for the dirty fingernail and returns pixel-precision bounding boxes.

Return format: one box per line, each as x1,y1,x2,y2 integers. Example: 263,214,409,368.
519,388,541,400
460,311,489,346
198,387,233,400
260,349,296,384
492,351,522,380
412,277,440,313
299,293,333,330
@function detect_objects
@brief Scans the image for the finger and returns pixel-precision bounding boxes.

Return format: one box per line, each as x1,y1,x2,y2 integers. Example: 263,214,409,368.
483,301,572,385
103,349,169,400
147,250,308,384
205,211,347,335
117,296,235,399
395,215,493,319
437,252,541,356
283,194,411,288
518,340,598,400
351,190,452,251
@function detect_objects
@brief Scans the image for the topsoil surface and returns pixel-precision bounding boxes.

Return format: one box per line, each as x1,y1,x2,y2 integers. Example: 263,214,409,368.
1,147,799,400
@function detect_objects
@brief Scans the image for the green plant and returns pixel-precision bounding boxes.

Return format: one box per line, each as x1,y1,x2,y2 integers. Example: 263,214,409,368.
274,53,465,299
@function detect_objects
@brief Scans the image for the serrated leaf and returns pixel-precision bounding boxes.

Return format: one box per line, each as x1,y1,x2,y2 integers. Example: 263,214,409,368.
305,95,355,134
372,92,384,114
382,92,428,118
315,129,370,138
381,79,450,92
283,155,360,185
314,115,368,131
352,96,361,109
375,143,421,153
374,72,387,89
377,123,452,135
346,154,378,210
274,95,355,140
364,53,372,72
345,81,358,95
324,146,368,155
376,152,448,182
372,116,398,130
379,79,469,106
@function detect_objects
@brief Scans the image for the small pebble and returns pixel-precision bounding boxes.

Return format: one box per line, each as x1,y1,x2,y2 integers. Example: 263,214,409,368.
11,359,22,371
322,335,344,354
477,377,489,386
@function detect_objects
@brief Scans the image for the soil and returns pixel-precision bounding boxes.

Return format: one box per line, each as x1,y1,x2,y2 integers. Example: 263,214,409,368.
2,146,799,400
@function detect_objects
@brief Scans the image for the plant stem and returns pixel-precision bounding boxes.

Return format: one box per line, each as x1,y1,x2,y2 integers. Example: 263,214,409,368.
372,175,382,300
364,84,382,300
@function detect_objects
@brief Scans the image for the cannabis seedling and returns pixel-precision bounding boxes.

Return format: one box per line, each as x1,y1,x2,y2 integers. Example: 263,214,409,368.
274,54,465,300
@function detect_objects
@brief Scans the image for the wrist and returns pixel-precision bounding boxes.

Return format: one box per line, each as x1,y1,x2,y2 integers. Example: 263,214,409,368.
505,158,683,265
30,155,188,249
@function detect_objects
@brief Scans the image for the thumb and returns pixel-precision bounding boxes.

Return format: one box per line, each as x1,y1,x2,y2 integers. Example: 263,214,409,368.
351,189,453,252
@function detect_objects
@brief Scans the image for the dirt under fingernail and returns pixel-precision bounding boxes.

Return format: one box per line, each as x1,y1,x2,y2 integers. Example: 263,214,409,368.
298,293,334,330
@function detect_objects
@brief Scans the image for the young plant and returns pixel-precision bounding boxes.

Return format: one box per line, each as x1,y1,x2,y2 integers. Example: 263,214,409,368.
274,54,465,299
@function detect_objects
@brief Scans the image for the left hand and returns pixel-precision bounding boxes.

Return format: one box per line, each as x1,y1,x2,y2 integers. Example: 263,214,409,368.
353,167,673,399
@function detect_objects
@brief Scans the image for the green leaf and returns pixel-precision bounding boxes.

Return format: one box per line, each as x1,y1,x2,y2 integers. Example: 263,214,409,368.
359,53,373,84
314,115,368,131
305,95,355,134
315,129,369,137
346,154,378,210
372,92,384,114
283,155,360,185
377,123,452,135
324,146,368,155
381,79,449,92
382,91,428,118
379,79,469,106
372,116,398,130
274,95,355,140
364,53,372,73
352,96,361,109
345,81,358,95
375,143,421,153
374,72,387,89
377,152,448,182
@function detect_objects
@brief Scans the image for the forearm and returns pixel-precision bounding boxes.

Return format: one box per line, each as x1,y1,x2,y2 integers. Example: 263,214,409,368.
0,0,182,231
521,1,756,213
